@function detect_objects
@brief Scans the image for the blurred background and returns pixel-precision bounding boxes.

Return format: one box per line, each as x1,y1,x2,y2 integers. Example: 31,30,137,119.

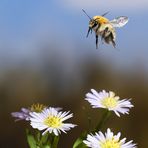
0,0,148,147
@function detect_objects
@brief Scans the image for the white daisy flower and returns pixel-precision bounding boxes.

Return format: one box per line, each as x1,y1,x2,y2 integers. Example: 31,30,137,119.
83,128,137,148
30,107,76,136
85,89,134,117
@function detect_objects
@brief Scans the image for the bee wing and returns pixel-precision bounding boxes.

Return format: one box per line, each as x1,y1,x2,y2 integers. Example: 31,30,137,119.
110,16,129,28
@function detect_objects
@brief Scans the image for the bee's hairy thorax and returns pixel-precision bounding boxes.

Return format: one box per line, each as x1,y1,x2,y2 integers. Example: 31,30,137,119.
93,16,109,24
91,16,116,47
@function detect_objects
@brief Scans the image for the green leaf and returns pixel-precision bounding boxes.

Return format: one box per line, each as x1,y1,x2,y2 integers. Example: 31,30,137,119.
41,133,49,144
73,137,87,148
73,132,87,148
74,142,87,148
27,133,37,148
42,145,51,148
73,137,82,148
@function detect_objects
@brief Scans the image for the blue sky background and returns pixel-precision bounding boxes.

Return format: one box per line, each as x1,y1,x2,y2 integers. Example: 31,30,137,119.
0,0,148,72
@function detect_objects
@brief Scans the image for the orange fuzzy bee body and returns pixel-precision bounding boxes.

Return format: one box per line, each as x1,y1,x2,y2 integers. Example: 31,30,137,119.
88,16,116,48
82,9,129,49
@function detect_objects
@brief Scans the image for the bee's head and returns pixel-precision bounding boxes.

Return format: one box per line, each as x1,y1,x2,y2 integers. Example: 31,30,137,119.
82,9,97,37
86,19,100,37
89,19,99,29
82,9,109,37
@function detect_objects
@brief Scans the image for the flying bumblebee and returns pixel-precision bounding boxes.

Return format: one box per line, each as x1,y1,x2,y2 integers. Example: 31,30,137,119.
82,9,129,49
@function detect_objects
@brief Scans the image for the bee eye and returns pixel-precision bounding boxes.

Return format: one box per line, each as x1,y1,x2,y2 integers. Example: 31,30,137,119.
94,21,97,25
92,21,98,28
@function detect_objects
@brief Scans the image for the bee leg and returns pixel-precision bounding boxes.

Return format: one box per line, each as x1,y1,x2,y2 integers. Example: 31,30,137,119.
101,27,108,43
101,35,104,44
103,27,109,37
112,40,116,48
110,33,116,48
96,35,98,49
86,27,91,37
101,32,104,43
96,26,99,34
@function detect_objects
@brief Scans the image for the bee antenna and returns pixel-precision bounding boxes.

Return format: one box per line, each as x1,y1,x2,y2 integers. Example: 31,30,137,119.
82,9,92,20
102,11,109,16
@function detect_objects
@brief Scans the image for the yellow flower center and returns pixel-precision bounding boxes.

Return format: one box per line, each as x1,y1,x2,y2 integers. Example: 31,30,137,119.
30,103,46,113
102,97,118,108
100,138,121,148
44,116,62,128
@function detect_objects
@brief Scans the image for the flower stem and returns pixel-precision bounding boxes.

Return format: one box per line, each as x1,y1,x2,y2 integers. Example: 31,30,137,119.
95,110,111,132
51,135,59,148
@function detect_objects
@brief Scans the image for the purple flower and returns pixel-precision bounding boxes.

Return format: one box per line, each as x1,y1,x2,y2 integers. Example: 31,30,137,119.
11,103,62,122
11,108,30,121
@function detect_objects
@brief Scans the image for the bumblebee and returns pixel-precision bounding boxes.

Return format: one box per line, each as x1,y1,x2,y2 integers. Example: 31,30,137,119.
82,9,129,49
